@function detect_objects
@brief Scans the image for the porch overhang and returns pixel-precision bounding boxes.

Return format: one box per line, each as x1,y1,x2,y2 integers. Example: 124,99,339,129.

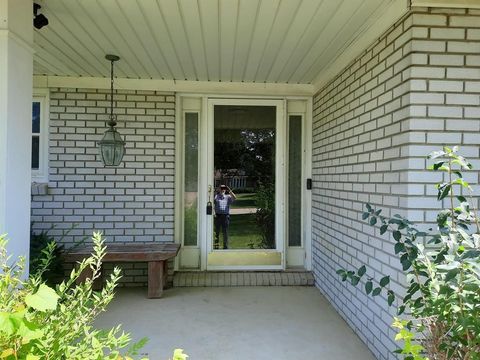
32,75,315,97
31,0,414,96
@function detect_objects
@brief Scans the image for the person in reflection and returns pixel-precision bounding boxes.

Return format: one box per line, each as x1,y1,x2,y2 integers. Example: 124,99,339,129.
214,184,236,249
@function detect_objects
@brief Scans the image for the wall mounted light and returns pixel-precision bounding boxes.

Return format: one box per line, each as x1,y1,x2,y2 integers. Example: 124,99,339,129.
33,3,49,30
97,54,125,167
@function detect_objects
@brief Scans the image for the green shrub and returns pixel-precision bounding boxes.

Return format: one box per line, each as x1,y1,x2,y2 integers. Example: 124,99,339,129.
30,228,63,281
0,231,148,360
29,225,86,286
255,184,275,249
337,146,480,359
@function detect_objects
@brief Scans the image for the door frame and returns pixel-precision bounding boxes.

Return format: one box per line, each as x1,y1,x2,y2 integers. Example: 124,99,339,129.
174,94,313,271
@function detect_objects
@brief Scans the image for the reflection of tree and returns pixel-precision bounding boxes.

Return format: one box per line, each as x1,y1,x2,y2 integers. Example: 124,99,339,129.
214,125,276,249
214,128,275,186
255,183,275,249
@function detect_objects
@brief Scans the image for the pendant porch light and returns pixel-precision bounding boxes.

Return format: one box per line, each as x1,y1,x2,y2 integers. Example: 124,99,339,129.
98,54,125,167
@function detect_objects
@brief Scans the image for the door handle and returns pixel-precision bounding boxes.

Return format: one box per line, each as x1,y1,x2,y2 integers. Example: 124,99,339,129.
206,185,213,215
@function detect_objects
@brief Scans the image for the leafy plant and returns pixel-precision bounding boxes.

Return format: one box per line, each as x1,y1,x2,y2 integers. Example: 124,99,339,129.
0,231,148,360
255,184,275,249
337,146,480,360
30,225,86,285
171,349,188,360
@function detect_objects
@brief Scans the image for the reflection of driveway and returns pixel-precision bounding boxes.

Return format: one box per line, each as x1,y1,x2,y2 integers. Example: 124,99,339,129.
230,207,256,215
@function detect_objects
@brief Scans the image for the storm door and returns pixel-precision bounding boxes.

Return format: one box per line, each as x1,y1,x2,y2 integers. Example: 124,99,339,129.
205,99,285,270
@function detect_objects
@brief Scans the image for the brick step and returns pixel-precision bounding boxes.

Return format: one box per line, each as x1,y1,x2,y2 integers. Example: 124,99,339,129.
173,271,314,287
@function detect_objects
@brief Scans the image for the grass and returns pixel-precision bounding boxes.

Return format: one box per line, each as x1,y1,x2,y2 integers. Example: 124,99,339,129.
216,213,262,249
231,192,256,209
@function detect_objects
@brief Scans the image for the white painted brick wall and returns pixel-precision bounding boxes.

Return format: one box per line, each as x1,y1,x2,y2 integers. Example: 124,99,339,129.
31,88,176,286
312,7,480,360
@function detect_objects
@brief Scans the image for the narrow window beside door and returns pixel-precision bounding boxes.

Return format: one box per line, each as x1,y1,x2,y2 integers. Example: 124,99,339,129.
32,101,41,170
288,115,302,247
184,112,199,246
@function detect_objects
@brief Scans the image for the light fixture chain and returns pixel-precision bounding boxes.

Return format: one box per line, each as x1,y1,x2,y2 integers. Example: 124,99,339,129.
109,59,116,127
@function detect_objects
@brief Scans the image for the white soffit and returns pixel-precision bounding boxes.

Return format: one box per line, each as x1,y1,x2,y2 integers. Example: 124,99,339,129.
33,0,399,86
312,0,409,91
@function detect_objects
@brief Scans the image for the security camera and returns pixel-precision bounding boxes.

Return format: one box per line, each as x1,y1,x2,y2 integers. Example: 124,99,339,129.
33,3,49,30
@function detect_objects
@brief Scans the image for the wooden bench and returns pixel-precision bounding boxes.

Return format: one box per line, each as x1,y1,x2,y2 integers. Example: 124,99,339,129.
64,243,180,299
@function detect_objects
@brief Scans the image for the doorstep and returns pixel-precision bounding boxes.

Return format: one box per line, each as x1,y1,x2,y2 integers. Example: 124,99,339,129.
173,270,314,287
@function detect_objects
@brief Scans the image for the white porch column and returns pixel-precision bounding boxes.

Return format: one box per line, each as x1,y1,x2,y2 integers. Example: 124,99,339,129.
0,0,33,265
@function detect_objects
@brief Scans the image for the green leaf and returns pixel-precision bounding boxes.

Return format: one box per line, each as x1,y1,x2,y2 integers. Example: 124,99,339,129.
427,150,446,159
438,184,451,200
394,242,405,254
17,319,43,344
369,217,377,226
407,283,420,295
452,156,472,170
92,336,101,348
402,259,412,271
0,312,17,335
172,349,189,360
457,195,467,203
387,290,395,306
432,161,444,170
357,265,366,277
372,287,381,296
445,268,460,282
351,276,360,286
25,284,60,312
461,250,480,259
26,356,41,360
393,231,401,241
365,203,372,212
453,178,469,188
127,337,149,356
380,225,388,235
365,281,373,295
437,210,450,228
380,276,390,287
362,212,369,220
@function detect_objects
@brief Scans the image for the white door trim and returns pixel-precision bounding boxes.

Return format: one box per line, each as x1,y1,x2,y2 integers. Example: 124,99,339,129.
175,93,312,271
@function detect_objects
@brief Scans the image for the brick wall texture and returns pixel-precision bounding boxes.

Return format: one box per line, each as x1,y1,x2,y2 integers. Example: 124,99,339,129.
312,7,480,360
31,88,176,285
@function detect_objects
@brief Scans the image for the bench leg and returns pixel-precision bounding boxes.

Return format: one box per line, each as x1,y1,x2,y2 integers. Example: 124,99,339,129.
76,264,103,291
148,261,165,298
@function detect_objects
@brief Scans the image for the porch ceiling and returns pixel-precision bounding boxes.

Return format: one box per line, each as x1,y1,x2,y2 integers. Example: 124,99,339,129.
33,0,395,85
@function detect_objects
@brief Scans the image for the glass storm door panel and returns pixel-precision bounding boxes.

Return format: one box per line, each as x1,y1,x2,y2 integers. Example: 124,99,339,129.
206,99,285,270
213,105,276,250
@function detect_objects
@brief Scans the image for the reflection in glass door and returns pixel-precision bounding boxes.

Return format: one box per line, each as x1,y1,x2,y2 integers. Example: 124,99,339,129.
206,99,285,269
213,105,276,250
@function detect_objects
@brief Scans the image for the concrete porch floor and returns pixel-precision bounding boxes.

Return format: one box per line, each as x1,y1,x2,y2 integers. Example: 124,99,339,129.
96,287,375,360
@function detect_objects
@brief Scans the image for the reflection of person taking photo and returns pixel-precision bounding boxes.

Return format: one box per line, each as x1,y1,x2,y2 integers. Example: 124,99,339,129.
214,184,236,249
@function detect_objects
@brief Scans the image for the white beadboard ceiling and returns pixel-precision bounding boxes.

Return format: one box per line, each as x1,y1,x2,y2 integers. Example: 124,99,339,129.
33,0,395,85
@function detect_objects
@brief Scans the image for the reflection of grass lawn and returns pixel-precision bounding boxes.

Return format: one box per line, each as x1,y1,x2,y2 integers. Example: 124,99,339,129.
231,193,256,209
225,213,262,249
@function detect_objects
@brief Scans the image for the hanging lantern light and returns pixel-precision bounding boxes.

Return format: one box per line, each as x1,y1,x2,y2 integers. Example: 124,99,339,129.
98,54,125,166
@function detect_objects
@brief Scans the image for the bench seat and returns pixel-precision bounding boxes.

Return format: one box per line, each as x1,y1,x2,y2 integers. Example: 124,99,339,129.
64,243,180,298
